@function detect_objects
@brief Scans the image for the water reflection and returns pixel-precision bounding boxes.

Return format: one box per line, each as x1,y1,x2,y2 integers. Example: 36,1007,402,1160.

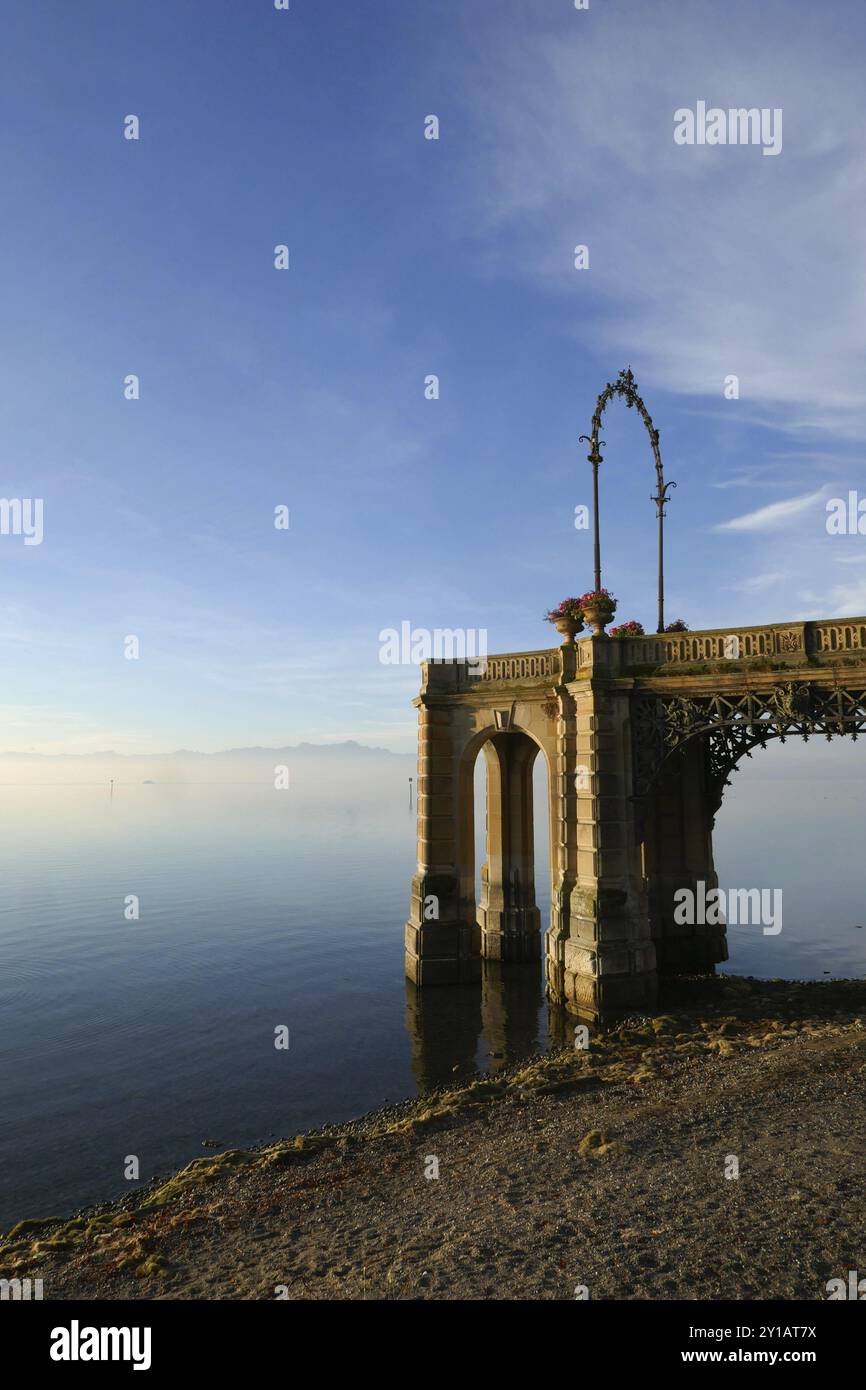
480,961,544,1073
406,959,582,1091
405,976,482,1090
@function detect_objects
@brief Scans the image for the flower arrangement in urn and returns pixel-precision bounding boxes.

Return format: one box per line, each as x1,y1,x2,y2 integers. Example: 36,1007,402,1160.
576,588,617,636
543,597,584,645
609,619,645,638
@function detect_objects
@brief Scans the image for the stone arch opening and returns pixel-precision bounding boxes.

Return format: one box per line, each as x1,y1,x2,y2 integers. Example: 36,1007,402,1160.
458,725,553,963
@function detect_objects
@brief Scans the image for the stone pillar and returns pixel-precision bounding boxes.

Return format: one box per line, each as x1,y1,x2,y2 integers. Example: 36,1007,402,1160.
644,738,728,973
477,733,542,961
548,639,658,1018
545,670,579,1002
404,693,481,986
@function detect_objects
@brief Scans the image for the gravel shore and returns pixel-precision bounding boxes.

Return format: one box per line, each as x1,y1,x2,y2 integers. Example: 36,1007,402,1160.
3,976,864,1301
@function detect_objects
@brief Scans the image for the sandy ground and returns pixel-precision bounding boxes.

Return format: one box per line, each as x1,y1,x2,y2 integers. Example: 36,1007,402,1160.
3,976,864,1301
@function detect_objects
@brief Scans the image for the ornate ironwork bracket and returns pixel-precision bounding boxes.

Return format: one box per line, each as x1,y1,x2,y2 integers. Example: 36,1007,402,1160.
632,680,866,815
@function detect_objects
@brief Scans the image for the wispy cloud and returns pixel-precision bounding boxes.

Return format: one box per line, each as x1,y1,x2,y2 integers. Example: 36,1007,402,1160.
711,473,793,491
797,578,866,620
729,572,788,592
460,1,866,440
714,489,826,532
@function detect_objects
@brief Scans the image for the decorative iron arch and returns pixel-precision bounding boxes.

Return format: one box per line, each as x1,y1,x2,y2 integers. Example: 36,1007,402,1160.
632,680,866,816
580,367,676,633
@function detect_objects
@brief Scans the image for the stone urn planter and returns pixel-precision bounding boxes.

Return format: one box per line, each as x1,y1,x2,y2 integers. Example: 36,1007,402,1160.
552,616,580,645
577,589,617,637
582,605,611,637
544,599,585,646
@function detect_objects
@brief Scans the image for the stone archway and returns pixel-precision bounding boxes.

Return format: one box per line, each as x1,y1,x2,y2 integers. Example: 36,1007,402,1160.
466,729,545,963
404,676,559,988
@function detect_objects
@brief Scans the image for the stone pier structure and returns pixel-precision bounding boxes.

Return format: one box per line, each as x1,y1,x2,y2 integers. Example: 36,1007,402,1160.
405,616,866,1019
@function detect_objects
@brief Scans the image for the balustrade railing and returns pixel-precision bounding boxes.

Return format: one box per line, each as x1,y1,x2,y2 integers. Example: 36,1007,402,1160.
420,618,866,691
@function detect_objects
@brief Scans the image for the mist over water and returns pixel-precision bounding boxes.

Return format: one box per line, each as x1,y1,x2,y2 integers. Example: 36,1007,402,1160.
0,741,863,1229
712,737,866,978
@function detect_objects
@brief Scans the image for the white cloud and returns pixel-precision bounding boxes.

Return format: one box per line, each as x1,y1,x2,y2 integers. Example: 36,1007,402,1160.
460,1,866,439
714,489,826,532
797,577,866,619
729,572,788,592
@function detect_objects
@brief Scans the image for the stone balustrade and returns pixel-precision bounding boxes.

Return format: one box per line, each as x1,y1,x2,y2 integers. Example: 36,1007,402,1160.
419,617,866,692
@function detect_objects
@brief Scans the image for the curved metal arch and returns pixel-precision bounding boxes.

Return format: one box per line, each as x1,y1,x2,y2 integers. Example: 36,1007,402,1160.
579,367,676,633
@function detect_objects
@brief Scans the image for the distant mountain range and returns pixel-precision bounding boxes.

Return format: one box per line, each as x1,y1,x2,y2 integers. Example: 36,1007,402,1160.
0,741,411,761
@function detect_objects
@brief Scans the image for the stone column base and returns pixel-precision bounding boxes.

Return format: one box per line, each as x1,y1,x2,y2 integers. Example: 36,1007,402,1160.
404,920,481,986
478,906,542,962
546,937,658,1020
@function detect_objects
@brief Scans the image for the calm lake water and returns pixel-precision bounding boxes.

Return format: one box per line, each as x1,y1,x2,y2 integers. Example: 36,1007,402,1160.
0,742,864,1230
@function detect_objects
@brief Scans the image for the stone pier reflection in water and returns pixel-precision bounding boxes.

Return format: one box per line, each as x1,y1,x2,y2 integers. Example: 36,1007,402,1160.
405,962,582,1092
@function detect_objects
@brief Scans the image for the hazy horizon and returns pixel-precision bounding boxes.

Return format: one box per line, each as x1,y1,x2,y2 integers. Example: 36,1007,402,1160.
0,738,412,759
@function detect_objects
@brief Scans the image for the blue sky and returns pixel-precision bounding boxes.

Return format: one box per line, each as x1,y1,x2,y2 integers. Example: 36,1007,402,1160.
2,0,866,754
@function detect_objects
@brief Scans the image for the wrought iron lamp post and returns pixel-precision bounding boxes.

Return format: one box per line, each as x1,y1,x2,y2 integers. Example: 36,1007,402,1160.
580,367,675,634
652,477,677,638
